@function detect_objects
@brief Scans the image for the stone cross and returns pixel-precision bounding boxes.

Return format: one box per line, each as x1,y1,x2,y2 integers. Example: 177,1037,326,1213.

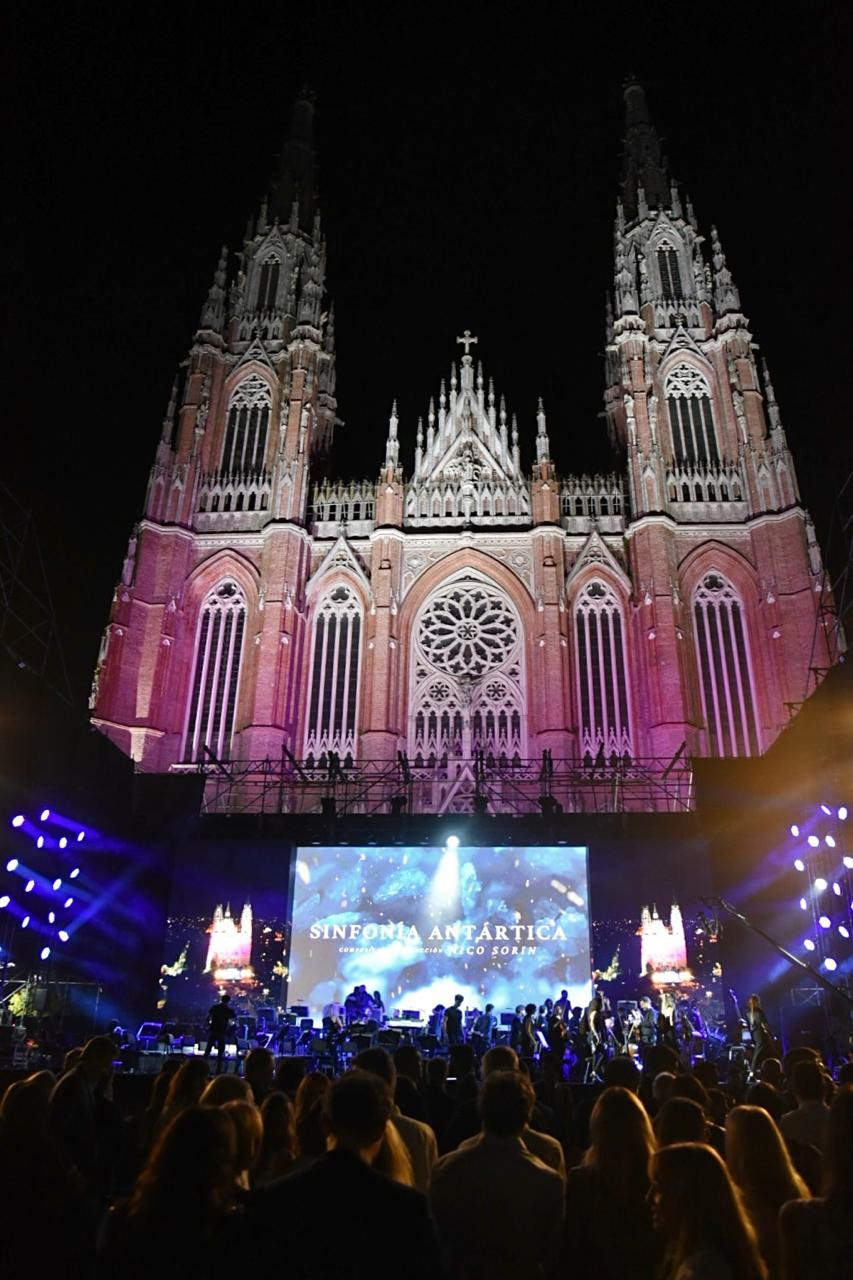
456,329,478,356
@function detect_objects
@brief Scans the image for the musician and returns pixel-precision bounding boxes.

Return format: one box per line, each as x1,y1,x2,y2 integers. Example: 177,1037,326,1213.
444,994,465,1046
581,992,607,1080
745,993,773,1077
657,991,677,1049
520,1003,538,1060
371,990,386,1025
638,997,658,1056
471,1003,497,1055
553,989,570,1022
509,1005,524,1053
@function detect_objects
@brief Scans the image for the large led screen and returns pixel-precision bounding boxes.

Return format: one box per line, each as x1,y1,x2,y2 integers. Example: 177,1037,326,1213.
288,845,590,1019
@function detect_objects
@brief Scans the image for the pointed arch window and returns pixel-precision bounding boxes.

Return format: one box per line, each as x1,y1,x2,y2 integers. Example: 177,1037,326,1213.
183,581,246,763
222,375,270,476
693,572,759,757
256,255,281,312
574,580,632,763
304,585,362,761
665,365,719,466
657,243,683,302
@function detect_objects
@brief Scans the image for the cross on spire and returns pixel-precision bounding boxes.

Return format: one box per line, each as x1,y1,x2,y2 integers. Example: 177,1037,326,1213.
456,329,478,357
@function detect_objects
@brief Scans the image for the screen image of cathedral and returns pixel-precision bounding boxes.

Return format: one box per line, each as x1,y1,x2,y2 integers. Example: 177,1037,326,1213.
89,82,836,817
159,842,289,1021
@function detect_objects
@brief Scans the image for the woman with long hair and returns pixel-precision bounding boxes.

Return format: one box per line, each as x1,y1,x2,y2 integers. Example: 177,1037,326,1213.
373,1118,415,1185
221,1098,263,1191
294,1070,330,1123
725,1105,808,1277
779,1084,853,1279
563,1086,661,1279
655,1097,707,1148
97,1106,243,1276
157,1058,209,1132
254,1091,297,1187
649,1142,766,1280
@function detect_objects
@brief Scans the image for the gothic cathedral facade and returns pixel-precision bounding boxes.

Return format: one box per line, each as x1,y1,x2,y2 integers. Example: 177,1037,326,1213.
90,83,835,812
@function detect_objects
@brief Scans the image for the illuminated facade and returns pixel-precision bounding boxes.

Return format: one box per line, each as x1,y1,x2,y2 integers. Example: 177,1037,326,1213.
640,902,689,981
205,902,253,979
91,85,836,812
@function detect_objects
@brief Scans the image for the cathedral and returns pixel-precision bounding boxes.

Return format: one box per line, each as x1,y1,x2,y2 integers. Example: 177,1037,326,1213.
90,82,835,815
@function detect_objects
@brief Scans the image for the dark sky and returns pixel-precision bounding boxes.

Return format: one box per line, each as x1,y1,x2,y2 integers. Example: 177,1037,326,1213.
5,2,850,705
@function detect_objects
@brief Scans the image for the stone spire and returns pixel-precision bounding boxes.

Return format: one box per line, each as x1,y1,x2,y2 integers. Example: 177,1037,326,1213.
620,77,670,222
199,244,228,333
384,400,400,468
270,90,317,233
535,397,551,463
710,225,742,315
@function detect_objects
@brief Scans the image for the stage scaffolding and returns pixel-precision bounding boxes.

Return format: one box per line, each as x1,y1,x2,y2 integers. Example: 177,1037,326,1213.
188,752,694,818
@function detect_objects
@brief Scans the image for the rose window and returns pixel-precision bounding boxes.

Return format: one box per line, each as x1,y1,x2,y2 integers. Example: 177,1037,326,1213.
418,584,517,677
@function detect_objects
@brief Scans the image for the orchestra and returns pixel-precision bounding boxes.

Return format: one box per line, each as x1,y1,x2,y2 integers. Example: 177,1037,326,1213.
313,979,736,1081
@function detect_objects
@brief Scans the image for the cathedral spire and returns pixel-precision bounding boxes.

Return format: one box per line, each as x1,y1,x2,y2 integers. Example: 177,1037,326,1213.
710,225,742,315
384,400,400,468
535,397,551,463
620,76,669,222
270,90,317,233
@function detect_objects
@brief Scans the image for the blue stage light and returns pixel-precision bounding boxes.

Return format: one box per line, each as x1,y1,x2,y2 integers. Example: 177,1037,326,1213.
11,815,24,828
40,809,50,821
825,834,836,848
6,858,18,872
821,804,832,816
833,882,842,896
0,895,9,909
446,835,460,849
818,915,831,929
64,897,73,908
808,835,820,848
21,916,29,929
839,925,850,939
52,878,61,891
814,877,828,891
36,836,44,849
40,946,50,961
48,911,55,924
58,930,69,942
844,857,853,870
790,824,800,837
804,938,815,951
69,868,80,879
824,957,837,971
794,858,805,872
839,806,848,821
24,880,34,893
76,832,84,842
58,837,67,850
799,897,807,910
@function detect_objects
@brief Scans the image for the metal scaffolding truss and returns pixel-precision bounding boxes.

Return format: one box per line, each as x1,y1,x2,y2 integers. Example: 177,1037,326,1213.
188,750,694,818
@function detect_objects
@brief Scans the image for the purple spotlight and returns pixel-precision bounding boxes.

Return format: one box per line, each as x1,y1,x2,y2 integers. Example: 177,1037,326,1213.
24,879,34,894
52,878,61,891
58,930,69,943
819,915,831,929
0,895,9,909
10,815,25,828
808,835,820,848
76,831,84,842
821,804,832,816
63,897,73,908
794,858,805,872
6,858,18,872
36,836,44,849
21,916,29,929
839,806,848,821
799,897,807,910
815,877,828,892
824,957,837,972
825,834,836,848
790,824,800,838
843,856,853,870
69,868,79,879
833,882,842,896
48,911,55,924
40,808,50,821
39,946,50,961
58,837,67,850
804,938,815,951
839,925,850,939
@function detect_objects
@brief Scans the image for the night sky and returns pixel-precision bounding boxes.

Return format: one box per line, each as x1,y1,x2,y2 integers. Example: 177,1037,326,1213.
5,3,850,706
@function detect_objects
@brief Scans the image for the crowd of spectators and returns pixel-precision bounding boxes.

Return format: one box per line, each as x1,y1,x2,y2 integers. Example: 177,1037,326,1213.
0,1034,851,1278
